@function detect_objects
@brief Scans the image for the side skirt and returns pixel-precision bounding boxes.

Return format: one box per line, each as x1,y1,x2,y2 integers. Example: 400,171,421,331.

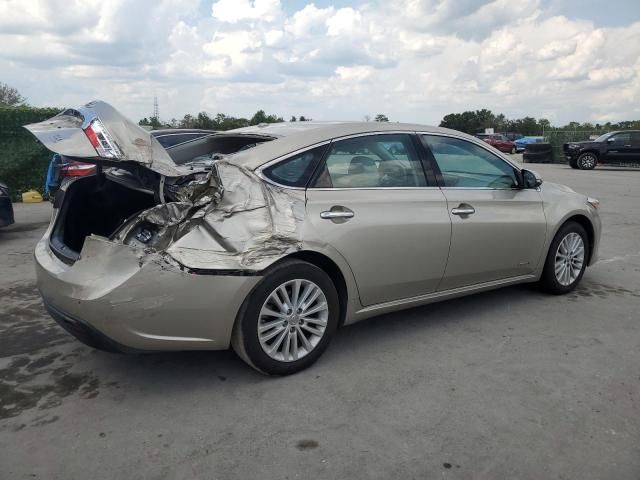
346,274,537,325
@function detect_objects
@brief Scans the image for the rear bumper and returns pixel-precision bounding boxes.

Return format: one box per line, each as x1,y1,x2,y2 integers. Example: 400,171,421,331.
0,197,14,227
36,235,262,351
44,301,138,353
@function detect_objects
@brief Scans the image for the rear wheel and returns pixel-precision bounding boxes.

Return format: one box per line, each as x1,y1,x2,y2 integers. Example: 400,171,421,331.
577,152,597,170
539,222,589,294
231,260,339,375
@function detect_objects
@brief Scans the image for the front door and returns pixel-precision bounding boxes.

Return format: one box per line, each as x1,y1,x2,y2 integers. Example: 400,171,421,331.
420,134,547,290
305,133,452,306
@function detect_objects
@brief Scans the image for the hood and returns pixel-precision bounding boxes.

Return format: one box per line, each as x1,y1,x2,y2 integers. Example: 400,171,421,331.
24,100,183,177
566,140,598,148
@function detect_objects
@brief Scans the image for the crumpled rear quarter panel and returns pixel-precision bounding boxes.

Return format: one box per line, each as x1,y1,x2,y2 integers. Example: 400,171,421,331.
35,235,261,350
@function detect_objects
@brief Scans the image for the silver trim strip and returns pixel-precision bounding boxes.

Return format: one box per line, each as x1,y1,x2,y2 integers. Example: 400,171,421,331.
417,131,522,171
255,130,523,192
330,130,417,141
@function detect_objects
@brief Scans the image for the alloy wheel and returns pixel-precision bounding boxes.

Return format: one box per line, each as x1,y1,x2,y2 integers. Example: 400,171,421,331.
579,154,597,169
554,232,585,286
258,279,329,362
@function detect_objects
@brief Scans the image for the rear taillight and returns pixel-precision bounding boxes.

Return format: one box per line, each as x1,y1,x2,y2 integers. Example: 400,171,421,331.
83,119,122,159
61,161,96,177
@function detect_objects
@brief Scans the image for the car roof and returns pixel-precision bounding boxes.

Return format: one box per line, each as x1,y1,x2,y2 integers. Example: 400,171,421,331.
227,121,482,169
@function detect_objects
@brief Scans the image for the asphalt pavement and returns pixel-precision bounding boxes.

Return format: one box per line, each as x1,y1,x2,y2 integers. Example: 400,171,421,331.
1,163,639,479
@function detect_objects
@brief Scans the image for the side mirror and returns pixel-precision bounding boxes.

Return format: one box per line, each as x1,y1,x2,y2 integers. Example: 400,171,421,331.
607,137,615,143
522,169,543,189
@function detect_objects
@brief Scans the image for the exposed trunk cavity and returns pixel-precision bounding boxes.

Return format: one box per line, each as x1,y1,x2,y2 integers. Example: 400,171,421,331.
52,161,305,273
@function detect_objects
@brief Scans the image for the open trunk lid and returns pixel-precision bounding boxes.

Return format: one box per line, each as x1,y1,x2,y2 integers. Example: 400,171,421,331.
24,100,184,177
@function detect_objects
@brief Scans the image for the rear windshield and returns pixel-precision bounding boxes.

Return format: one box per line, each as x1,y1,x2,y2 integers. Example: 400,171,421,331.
167,135,274,166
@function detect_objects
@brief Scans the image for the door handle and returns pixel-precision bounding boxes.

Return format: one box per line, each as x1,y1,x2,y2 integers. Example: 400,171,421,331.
451,204,475,216
320,210,355,219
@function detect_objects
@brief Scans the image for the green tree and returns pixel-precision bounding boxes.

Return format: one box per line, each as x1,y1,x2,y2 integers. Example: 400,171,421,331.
0,82,27,107
250,110,268,125
290,115,297,122
374,114,389,122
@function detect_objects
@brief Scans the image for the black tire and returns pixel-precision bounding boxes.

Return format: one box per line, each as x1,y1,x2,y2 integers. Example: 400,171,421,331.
577,152,598,170
231,260,339,375
569,158,578,169
539,221,590,295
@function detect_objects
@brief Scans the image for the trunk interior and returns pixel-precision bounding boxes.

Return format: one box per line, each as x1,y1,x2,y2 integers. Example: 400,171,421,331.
49,133,275,264
51,175,156,263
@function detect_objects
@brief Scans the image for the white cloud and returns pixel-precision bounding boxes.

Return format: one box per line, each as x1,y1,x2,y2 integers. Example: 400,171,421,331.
326,8,362,36
0,0,639,125
211,0,281,23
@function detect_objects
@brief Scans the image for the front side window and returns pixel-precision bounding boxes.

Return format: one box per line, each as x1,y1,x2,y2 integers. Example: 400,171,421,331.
311,134,427,188
422,135,519,189
262,144,327,188
609,132,631,145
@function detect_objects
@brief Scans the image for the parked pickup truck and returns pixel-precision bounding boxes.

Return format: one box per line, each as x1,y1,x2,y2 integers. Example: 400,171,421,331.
564,130,640,169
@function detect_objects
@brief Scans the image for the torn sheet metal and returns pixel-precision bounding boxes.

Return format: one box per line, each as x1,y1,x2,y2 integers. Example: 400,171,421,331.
24,100,184,177
114,160,306,272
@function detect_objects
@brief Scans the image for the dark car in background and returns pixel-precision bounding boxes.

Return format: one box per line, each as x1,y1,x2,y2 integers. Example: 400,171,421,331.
565,130,640,169
475,133,517,154
0,181,15,227
45,128,217,198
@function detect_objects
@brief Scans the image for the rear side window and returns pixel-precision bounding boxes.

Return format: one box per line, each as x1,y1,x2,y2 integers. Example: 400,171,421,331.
262,145,327,188
310,134,427,188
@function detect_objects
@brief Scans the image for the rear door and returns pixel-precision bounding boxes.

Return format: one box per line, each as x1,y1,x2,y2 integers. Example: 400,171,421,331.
420,134,547,290
305,133,452,306
603,132,633,163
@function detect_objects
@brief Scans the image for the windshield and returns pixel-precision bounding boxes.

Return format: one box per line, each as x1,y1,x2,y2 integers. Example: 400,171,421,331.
594,132,613,142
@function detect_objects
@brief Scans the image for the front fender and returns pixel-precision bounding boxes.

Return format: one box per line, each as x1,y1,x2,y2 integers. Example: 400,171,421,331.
538,183,601,273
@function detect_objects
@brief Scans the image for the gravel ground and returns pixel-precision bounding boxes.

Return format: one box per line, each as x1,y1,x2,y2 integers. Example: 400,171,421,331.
1,163,639,479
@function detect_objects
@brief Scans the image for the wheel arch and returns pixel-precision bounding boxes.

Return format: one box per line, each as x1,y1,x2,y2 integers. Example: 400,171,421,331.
272,250,351,327
578,149,600,160
557,214,596,265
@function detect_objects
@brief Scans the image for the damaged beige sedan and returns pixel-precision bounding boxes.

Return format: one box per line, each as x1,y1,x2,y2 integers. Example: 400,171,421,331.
27,101,601,375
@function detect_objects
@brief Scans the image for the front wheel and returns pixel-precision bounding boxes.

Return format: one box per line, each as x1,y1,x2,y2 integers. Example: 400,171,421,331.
577,152,597,170
231,260,339,375
539,222,589,294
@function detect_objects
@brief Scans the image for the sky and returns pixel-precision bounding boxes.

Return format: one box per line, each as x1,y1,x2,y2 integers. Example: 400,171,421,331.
1,0,639,125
